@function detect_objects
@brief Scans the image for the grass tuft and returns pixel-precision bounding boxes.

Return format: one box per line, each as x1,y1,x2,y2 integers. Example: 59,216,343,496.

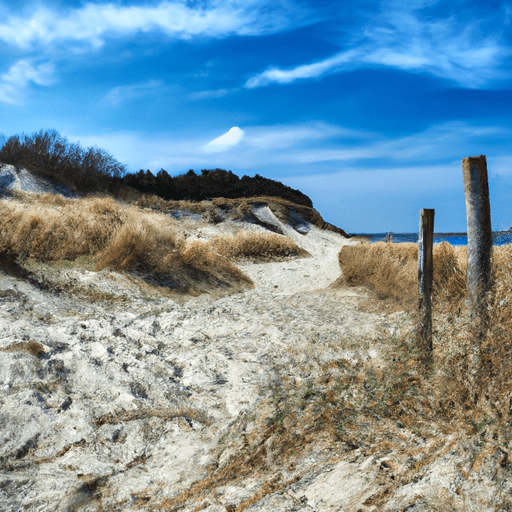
209,230,310,261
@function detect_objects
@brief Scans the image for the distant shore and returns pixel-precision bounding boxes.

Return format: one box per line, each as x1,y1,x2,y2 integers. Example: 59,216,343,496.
352,230,512,236
350,231,512,245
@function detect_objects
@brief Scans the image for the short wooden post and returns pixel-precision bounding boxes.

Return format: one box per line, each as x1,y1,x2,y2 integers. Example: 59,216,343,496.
462,155,492,401
418,209,434,356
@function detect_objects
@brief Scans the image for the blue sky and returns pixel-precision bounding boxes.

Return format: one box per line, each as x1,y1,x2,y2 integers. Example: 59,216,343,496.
1,0,512,232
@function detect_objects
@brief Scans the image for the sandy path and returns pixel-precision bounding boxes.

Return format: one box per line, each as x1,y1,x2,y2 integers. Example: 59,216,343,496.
239,226,356,294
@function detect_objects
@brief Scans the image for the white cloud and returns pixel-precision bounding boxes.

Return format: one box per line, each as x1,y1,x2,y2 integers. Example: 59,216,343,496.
200,122,361,157
0,1,298,50
202,126,246,153
245,50,359,88
0,59,55,104
104,79,163,106
245,2,511,89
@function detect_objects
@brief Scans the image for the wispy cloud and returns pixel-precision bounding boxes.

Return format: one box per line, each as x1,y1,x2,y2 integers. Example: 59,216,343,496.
104,79,163,106
246,1,512,88
0,1,304,104
62,122,355,171
201,121,504,168
0,59,55,104
245,50,360,88
285,122,512,164
189,88,238,100
0,0,299,50
246,122,371,149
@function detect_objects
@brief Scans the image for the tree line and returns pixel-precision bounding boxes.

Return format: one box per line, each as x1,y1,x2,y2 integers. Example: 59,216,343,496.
122,168,312,207
0,129,313,207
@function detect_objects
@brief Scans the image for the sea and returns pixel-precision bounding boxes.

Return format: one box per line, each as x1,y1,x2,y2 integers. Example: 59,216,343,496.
353,232,512,246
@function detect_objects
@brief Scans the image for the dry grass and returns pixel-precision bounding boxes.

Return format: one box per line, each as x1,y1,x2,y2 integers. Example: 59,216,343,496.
95,407,211,427
0,192,125,261
0,192,253,293
335,240,512,444
318,240,512,509
336,241,466,306
209,230,310,261
1,341,47,357
337,242,418,302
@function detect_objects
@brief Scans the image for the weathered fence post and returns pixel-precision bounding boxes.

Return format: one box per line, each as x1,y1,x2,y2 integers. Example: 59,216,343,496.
462,155,492,401
418,209,435,357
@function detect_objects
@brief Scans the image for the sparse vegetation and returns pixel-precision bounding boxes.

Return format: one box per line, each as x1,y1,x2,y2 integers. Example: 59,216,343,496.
335,241,512,411
0,192,252,293
126,194,349,237
2,183,511,507
8,128,507,506
335,241,466,305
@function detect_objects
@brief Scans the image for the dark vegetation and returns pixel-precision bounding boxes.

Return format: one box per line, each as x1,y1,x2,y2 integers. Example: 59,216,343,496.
0,130,125,195
0,129,313,207
121,168,313,207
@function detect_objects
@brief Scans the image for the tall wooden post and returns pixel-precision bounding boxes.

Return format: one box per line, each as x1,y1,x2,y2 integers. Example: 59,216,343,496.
462,155,492,401
418,209,434,356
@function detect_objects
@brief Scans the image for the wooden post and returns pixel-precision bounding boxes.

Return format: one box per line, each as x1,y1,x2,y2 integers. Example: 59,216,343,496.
418,209,435,356
462,155,492,401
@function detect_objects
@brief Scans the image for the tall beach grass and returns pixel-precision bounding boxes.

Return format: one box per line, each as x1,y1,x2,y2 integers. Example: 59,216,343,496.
336,241,512,419
0,191,309,293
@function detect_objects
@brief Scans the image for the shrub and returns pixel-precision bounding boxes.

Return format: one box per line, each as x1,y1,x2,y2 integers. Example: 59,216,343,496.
120,168,314,207
0,129,125,194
